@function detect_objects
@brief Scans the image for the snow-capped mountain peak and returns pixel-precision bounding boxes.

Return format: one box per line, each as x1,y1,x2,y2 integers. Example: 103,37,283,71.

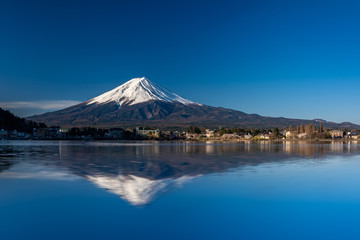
87,77,199,107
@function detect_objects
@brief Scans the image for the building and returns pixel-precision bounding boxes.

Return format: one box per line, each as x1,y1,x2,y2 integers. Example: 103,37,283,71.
285,131,294,138
0,129,8,139
106,128,125,139
281,130,288,136
244,134,253,140
258,134,270,140
297,133,308,139
346,131,358,139
221,133,240,140
10,130,18,139
33,128,47,138
330,130,344,139
45,126,61,138
136,127,160,138
205,129,215,138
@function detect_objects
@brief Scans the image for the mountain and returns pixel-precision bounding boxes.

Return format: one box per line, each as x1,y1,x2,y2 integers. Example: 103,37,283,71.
27,77,360,129
87,77,198,106
0,107,46,132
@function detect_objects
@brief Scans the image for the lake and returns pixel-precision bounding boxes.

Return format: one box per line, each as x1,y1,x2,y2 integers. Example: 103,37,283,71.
1,140,360,240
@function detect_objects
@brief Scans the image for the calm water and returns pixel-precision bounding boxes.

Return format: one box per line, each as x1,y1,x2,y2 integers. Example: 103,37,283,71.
1,141,360,239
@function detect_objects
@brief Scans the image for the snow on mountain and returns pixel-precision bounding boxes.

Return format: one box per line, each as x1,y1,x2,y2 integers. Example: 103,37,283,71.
28,77,360,129
87,77,199,107
86,174,199,206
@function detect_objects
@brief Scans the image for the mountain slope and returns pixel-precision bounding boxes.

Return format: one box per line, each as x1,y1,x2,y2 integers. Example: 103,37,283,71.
27,77,360,129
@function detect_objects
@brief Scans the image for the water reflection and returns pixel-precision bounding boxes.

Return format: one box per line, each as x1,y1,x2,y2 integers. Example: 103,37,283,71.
87,174,198,205
1,141,360,206
0,147,17,173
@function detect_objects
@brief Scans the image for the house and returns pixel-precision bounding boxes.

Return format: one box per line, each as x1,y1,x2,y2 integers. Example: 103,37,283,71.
9,130,25,139
205,129,215,138
45,126,61,138
255,134,270,140
346,131,358,139
330,130,344,139
281,130,288,136
285,131,294,138
244,134,253,140
10,130,18,138
33,128,46,138
297,133,308,139
221,133,240,140
17,132,25,138
136,127,160,138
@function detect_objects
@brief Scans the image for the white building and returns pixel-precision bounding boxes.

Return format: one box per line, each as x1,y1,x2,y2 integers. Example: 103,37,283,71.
136,127,160,137
297,133,308,139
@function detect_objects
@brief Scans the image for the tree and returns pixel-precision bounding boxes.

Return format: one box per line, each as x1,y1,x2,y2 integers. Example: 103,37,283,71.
0,107,47,133
319,122,323,133
188,126,201,134
305,123,315,139
273,128,280,138
251,129,260,136
300,124,305,133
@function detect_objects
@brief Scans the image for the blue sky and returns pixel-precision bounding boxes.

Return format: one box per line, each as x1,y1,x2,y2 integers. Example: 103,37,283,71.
1,0,360,123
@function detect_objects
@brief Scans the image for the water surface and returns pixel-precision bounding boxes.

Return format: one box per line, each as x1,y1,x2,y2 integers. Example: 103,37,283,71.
1,141,360,239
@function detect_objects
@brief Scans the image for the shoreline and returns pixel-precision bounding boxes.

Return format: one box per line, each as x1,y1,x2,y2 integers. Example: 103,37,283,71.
1,138,359,143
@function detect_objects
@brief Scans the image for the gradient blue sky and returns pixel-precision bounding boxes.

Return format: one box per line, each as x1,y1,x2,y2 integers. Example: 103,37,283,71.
1,0,360,123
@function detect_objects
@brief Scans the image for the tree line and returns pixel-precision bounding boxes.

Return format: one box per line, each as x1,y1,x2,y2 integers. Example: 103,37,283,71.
288,123,330,139
0,108,46,133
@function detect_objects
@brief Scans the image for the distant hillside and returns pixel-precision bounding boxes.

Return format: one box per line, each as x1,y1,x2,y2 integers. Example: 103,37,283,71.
28,100,360,130
0,108,46,133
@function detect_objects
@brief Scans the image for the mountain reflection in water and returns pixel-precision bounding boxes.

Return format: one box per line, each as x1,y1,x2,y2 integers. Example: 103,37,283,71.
1,140,360,206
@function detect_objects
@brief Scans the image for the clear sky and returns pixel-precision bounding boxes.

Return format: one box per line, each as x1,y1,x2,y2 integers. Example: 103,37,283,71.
1,0,360,123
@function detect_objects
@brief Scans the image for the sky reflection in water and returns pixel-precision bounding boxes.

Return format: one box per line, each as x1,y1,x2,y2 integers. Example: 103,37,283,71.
1,141,360,240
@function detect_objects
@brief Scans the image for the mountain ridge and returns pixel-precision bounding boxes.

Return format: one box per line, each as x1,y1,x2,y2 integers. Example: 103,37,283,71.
27,77,360,129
